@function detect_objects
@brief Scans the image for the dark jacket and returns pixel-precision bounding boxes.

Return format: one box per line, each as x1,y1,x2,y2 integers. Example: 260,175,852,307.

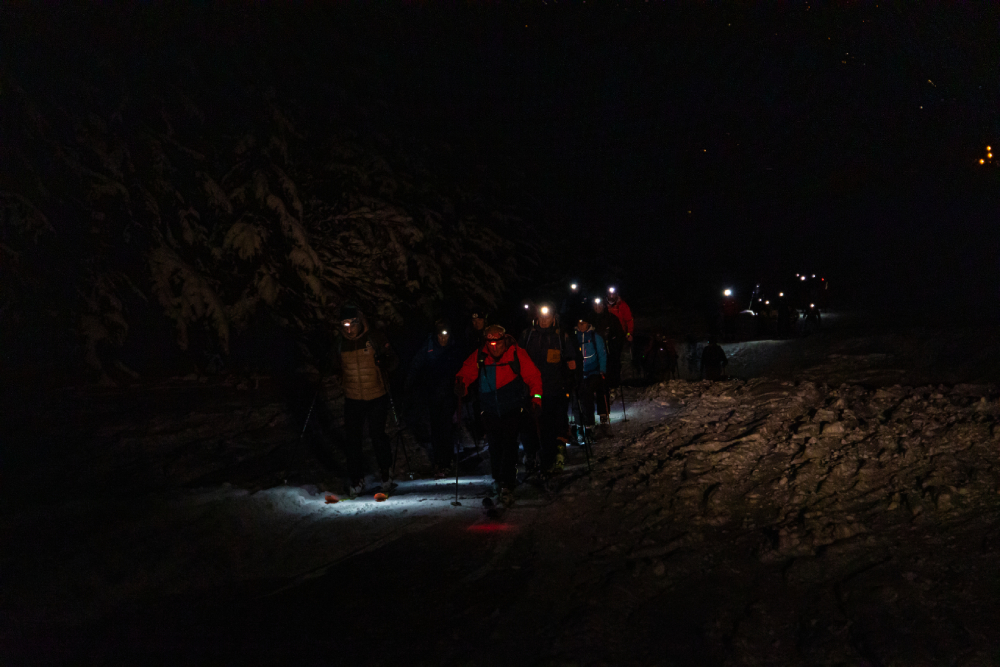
464,325,488,357
591,309,625,352
405,333,465,402
700,343,728,380
518,325,575,395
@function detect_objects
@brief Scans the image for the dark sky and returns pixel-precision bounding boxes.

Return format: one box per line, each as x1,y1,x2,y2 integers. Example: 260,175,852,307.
6,2,1000,320
368,2,1000,317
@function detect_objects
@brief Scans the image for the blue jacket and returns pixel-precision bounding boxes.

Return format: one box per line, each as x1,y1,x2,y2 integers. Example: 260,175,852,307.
576,329,607,378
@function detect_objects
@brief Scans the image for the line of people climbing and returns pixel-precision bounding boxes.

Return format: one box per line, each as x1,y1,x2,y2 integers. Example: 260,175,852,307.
319,284,731,505
401,285,637,507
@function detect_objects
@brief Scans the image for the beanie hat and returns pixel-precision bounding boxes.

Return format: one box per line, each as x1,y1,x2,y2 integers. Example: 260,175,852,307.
484,324,507,340
339,302,359,320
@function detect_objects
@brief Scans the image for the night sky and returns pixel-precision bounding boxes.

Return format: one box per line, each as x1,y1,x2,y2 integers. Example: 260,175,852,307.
375,2,1000,318
6,2,1000,322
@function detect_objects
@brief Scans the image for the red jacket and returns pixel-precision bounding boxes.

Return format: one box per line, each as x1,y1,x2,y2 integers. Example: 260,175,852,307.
608,299,634,337
456,341,543,406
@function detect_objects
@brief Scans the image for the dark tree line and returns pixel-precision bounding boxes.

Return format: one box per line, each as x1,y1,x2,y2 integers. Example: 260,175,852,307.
1,5,539,384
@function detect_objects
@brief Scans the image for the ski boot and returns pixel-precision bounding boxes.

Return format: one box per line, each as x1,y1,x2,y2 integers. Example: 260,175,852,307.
380,472,398,494
596,414,612,440
524,455,539,476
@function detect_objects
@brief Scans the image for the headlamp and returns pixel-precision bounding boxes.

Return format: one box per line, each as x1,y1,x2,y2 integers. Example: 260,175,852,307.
594,297,601,304
440,330,448,335
724,289,732,297
570,283,578,291
540,306,550,316
608,287,616,294
524,304,530,310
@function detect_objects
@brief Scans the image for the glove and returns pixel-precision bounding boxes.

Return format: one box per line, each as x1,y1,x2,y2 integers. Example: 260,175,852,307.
530,400,543,418
454,379,466,398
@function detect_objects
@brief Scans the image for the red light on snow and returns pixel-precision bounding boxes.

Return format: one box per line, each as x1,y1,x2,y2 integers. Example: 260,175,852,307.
467,523,516,533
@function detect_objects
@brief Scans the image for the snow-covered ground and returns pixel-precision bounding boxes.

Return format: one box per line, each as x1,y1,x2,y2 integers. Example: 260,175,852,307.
4,315,1000,665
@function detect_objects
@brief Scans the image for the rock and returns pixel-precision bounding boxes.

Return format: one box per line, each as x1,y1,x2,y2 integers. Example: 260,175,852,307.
814,409,837,422
821,422,846,435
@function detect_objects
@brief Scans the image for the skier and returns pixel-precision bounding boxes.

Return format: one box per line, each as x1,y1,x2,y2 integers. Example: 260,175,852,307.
559,281,587,321
333,303,399,497
606,287,634,345
803,303,822,335
700,336,728,381
605,287,633,394
518,304,576,474
455,325,543,507
405,320,465,479
721,291,740,341
465,308,489,355
591,296,625,406
462,309,489,443
574,310,610,439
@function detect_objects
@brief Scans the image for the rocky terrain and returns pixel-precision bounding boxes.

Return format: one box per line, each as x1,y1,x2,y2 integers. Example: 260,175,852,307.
523,377,1000,665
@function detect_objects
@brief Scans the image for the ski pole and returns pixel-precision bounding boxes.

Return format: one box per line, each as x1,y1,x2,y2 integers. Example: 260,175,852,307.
620,386,628,422
381,369,411,476
573,391,593,473
452,394,462,506
299,389,320,439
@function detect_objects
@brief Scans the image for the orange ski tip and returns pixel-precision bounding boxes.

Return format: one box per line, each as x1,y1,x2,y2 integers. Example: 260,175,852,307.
324,494,339,504
374,493,388,502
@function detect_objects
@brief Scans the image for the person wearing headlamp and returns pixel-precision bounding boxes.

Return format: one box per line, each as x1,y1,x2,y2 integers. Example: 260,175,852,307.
405,319,464,478
574,309,610,441
333,302,399,497
518,304,576,474
455,324,543,506
592,295,626,407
